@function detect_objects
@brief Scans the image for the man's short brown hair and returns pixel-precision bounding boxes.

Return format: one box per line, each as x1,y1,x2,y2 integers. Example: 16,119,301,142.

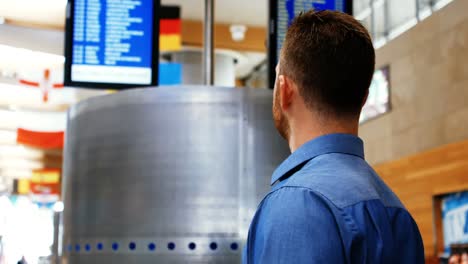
280,10,375,118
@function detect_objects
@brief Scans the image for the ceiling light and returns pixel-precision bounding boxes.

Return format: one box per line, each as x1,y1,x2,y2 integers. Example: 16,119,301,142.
53,201,64,212
230,25,247,42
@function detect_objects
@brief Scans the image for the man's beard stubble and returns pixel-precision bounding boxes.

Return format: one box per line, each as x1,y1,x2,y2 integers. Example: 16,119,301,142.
273,82,290,141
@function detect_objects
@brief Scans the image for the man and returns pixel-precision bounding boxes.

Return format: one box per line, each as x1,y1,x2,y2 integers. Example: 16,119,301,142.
243,10,424,263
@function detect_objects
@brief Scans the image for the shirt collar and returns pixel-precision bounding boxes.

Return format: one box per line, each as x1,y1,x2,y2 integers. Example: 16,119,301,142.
271,133,365,185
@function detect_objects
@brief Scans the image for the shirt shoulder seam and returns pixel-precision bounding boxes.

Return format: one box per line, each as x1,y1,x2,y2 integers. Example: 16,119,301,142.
263,185,364,236
272,183,405,210
264,185,341,209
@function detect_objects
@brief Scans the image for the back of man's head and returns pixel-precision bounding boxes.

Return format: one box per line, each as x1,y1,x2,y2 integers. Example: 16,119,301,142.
280,10,375,120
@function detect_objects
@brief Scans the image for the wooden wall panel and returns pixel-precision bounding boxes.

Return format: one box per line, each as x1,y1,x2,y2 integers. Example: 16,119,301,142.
181,20,266,52
373,139,468,257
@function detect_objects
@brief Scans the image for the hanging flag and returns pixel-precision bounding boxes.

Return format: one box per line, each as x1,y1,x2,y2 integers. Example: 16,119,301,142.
159,63,182,85
160,6,182,52
16,128,64,149
159,6,183,85
15,169,61,196
30,169,61,196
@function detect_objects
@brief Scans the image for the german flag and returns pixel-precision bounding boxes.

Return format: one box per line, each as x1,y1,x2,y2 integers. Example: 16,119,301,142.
160,6,181,51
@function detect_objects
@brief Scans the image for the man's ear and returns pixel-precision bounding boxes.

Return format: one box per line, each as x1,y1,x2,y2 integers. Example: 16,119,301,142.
278,75,295,111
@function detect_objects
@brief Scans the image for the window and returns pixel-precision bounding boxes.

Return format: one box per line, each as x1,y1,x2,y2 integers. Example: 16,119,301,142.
354,0,455,48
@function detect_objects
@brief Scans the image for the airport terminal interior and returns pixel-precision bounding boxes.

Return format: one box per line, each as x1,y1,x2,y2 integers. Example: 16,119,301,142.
0,0,467,263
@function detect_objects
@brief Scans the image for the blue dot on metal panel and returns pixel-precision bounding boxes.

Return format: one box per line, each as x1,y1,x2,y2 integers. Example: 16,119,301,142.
68,245,72,252
167,242,175,250
97,243,103,251
188,242,196,250
210,242,217,250
75,244,81,252
230,242,239,251
148,243,156,251
129,242,136,250
112,242,119,251
85,244,91,252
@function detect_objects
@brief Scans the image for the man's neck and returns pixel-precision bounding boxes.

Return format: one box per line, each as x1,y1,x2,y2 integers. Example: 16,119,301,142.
287,118,358,153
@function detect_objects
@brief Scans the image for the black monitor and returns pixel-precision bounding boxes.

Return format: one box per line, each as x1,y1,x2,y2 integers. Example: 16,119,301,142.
64,0,161,89
268,0,353,89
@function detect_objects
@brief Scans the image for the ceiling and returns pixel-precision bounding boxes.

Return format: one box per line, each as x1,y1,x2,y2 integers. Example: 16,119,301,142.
0,0,66,28
0,0,268,28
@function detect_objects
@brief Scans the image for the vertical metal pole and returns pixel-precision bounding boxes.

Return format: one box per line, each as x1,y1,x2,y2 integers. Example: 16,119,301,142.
203,0,215,85
383,0,389,40
52,211,61,264
429,0,435,12
416,0,421,22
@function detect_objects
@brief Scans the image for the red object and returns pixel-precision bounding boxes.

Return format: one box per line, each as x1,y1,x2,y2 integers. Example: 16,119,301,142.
16,128,64,149
34,168,61,175
44,69,50,79
19,79,63,89
160,19,181,34
19,79,40,87
42,68,50,103
19,69,64,102
30,182,60,195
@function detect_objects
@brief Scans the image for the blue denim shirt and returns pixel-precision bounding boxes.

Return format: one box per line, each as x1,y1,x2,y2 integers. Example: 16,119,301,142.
243,134,424,264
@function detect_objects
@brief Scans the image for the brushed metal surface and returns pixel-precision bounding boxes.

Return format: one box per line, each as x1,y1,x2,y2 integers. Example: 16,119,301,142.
62,86,289,263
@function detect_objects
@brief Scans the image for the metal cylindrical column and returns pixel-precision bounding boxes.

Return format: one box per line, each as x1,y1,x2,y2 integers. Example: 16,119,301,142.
203,0,215,85
61,86,289,264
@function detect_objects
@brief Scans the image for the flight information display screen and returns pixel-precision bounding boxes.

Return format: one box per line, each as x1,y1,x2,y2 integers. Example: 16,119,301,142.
64,0,160,89
268,0,352,88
